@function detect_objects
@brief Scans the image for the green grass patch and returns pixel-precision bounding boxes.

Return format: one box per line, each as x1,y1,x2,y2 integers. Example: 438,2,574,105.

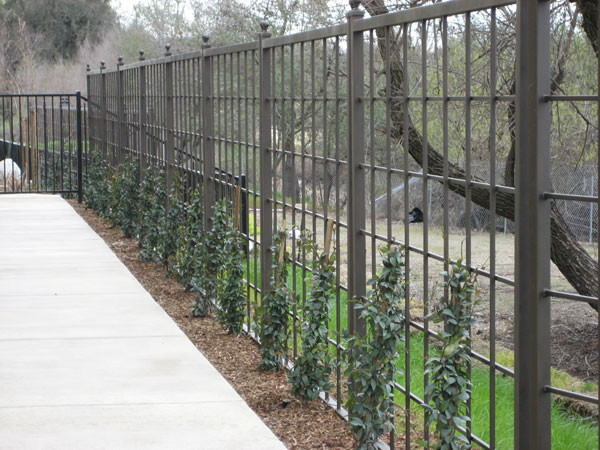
244,257,598,449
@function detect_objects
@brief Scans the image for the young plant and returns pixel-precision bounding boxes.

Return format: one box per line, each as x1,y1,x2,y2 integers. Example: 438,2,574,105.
289,230,334,400
191,201,227,317
345,245,406,450
217,207,246,334
256,228,293,371
138,166,166,262
103,166,122,225
424,260,477,450
160,173,185,267
173,187,203,289
114,157,140,238
84,151,110,214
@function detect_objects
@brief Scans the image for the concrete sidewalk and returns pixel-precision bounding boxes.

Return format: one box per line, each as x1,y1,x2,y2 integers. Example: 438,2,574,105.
0,194,285,450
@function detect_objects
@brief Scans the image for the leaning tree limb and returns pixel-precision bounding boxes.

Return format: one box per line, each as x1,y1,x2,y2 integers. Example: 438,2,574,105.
362,0,599,307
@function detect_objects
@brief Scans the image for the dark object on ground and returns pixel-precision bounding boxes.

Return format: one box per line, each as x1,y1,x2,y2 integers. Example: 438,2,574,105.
273,399,291,410
408,207,423,223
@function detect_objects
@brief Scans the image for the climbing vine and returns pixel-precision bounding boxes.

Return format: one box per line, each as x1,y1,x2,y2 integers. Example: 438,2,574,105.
257,228,293,371
113,158,140,238
424,260,478,450
216,205,247,334
84,151,110,214
160,174,185,267
173,187,204,289
345,245,406,450
138,166,165,262
191,202,227,317
289,230,334,400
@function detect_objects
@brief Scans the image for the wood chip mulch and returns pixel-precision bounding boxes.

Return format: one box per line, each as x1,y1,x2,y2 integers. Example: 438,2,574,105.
68,200,356,450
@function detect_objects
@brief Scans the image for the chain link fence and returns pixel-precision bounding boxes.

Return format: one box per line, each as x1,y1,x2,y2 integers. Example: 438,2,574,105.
367,162,597,243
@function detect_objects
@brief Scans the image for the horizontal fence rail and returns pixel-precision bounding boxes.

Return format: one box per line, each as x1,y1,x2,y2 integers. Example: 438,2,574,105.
85,0,600,448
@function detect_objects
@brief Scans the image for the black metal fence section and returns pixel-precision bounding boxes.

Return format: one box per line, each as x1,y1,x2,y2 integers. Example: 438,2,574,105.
0,93,87,201
86,0,600,448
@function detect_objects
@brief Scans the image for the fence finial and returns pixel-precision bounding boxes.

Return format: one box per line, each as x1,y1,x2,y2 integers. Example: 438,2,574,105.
100,61,106,71
349,0,361,9
117,56,124,67
165,44,172,56
259,21,270,33
139,50,145,61
202,35,211,49
86,64,90,72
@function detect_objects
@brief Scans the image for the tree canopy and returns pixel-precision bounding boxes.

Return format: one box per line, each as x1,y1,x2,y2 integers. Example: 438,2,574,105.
1,0,115,62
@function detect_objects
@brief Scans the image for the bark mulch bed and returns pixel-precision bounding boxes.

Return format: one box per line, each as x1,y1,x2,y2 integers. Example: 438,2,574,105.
68,200,357,450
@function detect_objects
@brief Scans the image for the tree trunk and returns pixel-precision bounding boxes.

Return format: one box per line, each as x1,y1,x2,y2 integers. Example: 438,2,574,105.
575,0,599,57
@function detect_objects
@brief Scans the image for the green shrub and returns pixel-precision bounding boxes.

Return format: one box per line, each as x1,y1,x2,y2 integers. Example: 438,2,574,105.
191,202,227,317
424,260,477,450
84,151,110,214
173,187,204,289
160,174,185,267
114,158,140,238
138,166,165,262
345,245,406,450
217,206,247,334
104,169,121,225
289,231,334,400
256,228,293,371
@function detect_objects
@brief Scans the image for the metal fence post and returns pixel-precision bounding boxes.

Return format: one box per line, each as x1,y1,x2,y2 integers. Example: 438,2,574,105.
259,22,273,300
139,51,147,179
164,44,175,214
99,61,107,162
76,90,83,203
202,36,216,228
515,1,551,448
347,0,366,336
85,64,94,157
117,56,125,165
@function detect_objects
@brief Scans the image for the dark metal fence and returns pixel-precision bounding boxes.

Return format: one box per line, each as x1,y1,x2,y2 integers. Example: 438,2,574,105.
86,0,600,448
0,93,87,200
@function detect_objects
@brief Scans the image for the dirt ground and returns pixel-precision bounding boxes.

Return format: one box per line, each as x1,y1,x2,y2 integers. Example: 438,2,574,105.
68,200,358,450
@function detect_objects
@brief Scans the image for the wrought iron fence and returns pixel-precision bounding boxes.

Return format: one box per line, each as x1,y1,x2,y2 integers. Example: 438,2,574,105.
86,0,600,448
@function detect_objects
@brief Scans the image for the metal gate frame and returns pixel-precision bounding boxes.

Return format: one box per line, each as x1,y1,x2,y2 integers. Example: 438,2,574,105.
0,92,86,202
